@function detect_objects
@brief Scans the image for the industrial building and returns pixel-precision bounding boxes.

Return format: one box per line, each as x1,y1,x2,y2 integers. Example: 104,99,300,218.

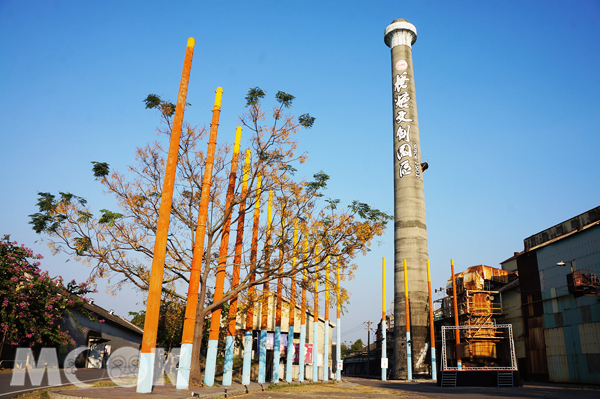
500,206,600,384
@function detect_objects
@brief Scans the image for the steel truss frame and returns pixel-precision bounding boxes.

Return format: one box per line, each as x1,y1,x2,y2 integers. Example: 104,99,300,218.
441,324,517,371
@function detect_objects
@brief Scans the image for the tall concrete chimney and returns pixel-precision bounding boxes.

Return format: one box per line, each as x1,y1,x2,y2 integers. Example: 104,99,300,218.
384,19,430,379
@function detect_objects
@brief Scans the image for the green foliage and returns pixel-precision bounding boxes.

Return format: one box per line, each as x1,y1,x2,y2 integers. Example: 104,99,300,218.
143,94,162,109
298,113,315,129
91,161,110,179
128,295,184,351
0,235,99,357
98,209,124,226
142,93,186,118
325,198,340,210
350,338,364,351
275,91,295,108
29,192,87,234
349,200,393,226
306,170,329,196
245,87,266,107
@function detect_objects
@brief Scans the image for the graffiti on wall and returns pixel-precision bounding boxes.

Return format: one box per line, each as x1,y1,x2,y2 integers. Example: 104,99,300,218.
393,63,421,179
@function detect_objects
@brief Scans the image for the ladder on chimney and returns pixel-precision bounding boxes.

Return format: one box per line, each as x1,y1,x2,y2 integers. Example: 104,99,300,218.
497,371,513,387
441,371,457,387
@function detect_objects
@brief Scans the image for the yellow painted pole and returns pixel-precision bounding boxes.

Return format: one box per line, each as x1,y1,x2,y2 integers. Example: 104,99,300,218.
261,191,274,331
301,235,308,326
285,219,298,382
275,218,285,328
298,234,308,381
204,127,243,386
325,256,329,321
382,257,386,321
139,37,195,393
314,244,319,321
427,259,437,380
404,259,412,380
451,259,462,369
289,220,298,327
258,190,273,383
312,242,319,381
336,256,342,381
382,257,387,380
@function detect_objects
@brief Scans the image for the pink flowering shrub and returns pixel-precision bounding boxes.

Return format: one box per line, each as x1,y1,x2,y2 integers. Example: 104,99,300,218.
0,235,100,358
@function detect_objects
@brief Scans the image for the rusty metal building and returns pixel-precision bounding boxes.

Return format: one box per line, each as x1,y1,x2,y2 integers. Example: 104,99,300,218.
500,206,600,384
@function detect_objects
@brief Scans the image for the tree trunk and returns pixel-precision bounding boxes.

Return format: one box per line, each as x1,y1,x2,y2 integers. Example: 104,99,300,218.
0,330,6,361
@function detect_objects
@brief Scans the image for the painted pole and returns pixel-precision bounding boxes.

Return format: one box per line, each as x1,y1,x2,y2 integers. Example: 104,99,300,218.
451,259,462,370
258,191,274,384
336,257,341,381
384,20,430,380
323,256,330,381
222,150,251,386
137,38,194,394
204,127,243,387
178,86,223,389
286,220,298,382
404,259,412,380
298,235,308,382
273,217,285,382
427,259,436,380
382,257,387,381
242,175,262,385
312,244,319,382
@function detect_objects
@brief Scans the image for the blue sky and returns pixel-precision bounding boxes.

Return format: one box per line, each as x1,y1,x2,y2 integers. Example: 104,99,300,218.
1,0,599,346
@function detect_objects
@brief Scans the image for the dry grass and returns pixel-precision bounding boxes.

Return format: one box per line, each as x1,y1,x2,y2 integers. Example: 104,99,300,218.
268,381,406,396
14,379,117,399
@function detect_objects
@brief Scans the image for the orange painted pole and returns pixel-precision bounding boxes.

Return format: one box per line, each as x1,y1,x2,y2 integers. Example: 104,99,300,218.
258,190,273,384
325,256,329,321
404,259,412,380
336,256,341,381
177,86,224,389
204,126,243,387
245,175,262,333
285,219,298,382
314,244,319,321
226,150,251,337
222,149,251,386
242,174,261,385
289,219,298,328
451,259,462,369
324,255,330,381
382,257,387,380
273,215,285,381
138,37,195,394
427,259,437,380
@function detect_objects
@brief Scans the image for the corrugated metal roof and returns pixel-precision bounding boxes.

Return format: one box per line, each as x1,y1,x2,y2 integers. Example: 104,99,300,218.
81,301,144,335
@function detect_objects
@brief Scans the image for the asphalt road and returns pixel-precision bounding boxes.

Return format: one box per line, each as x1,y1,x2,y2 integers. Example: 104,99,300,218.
343,376,600,399
0,369,111,399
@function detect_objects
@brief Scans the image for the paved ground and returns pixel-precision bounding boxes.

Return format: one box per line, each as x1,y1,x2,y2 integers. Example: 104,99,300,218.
10,374,600,399
0,369,111,399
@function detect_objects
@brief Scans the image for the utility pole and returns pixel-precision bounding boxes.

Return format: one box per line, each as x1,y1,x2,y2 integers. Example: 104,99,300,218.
365,321,372,375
